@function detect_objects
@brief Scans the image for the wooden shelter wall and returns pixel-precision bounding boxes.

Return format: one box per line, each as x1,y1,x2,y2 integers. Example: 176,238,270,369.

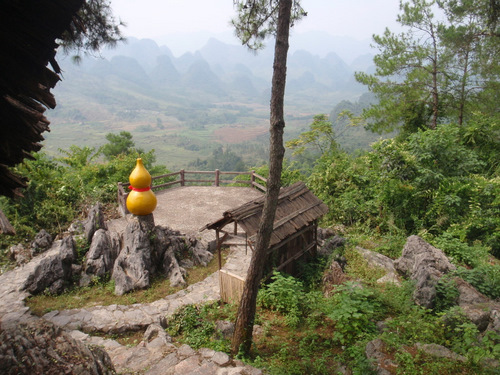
265,228,315,277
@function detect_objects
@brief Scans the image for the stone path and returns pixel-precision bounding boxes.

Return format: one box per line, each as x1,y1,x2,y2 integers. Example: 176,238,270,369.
0,186,264,374
0,240,258,374
42,244,250,333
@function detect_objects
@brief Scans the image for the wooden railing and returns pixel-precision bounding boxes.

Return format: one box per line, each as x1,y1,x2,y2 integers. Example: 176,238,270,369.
118,169,267,215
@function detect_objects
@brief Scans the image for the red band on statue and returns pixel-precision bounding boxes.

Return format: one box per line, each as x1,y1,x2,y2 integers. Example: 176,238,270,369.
129,186,151,192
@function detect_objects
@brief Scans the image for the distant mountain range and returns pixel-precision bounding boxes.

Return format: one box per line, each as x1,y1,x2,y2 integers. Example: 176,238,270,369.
46,35,377,168
54,35,374,110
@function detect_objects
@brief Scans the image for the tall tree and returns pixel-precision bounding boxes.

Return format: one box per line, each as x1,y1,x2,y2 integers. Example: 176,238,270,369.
230,0,305,355
356,0,448,133
439,0,500,125
356,0,500,134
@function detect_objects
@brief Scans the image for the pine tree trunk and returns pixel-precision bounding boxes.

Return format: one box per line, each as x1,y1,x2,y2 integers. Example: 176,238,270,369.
231,0,292,356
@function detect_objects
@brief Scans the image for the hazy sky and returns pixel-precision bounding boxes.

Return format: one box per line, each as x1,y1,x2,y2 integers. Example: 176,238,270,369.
111,0,402,52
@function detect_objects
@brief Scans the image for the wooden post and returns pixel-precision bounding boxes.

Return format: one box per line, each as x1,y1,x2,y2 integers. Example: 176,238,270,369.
251,170,255,188
216,229,221,270
313,219,318,256
215,169,220,186
180,170,185,186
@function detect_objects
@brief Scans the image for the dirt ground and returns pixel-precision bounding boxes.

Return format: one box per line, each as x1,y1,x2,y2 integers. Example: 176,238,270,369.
151,186,263,235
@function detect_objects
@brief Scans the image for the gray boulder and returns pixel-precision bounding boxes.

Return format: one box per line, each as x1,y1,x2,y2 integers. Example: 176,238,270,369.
0,319,115,374
30,229,53,256
83,229,121,282
9,243,30,265
356,247,400,284
83,203,106,243
187,236,213,267
22,236,76,295
415,343,465,362
151,226,186,288
112,221,152,295
394,235,455,308
318,235,346,258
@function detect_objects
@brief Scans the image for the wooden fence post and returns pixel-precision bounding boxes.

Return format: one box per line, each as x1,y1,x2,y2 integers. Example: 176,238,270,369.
180,170,185,186
215,169,220,186
251,170,255,188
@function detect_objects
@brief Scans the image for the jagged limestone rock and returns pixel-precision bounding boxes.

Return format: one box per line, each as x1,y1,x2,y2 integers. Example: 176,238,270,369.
22,236,76,295
83,229,121,283
112,221,152,295
0,318,115,374
30,229,53,257
83,203,106,243
394,235,455,308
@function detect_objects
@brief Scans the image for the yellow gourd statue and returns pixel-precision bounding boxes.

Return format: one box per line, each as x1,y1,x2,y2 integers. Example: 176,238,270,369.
126,158,157,215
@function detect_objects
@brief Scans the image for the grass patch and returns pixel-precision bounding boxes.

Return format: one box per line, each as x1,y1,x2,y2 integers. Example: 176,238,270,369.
27,248,229,316
91,330,145,347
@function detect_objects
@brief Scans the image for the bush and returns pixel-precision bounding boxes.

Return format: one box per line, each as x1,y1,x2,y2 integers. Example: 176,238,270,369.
432,230,490,267
323,282,382,344
166,303,230,352
453,264,500,300
258,271,321,327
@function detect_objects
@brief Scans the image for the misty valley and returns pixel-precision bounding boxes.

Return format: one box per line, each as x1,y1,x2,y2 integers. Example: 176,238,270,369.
46,36,381,170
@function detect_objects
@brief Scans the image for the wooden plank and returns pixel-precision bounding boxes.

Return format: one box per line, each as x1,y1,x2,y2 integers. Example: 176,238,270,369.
219,171,251,175
274,242,316,272
152,180,181,189
252,173,267,183
184,171,216,175
184,179,215,183
220,269,246,282
219,269,246,304
252,181,266,192
151,171,181,180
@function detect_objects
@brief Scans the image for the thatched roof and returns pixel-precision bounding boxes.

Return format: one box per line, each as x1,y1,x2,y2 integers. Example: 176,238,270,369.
202,182,328,247
0,0,85,198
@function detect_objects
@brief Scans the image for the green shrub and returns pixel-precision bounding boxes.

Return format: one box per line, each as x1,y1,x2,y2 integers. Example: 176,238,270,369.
166,304,230,352
434,275,460,312
432,230,490,267
323,282,381,344
258,271,321,327
453,264,500,300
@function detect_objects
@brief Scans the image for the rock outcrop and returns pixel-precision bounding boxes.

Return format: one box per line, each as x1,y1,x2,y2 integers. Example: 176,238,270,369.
30,229,53,257
22,236,76,295
83,203,107,243
394,235,456,308
0,319,115,375
112,220,153,295
356,246,400,284
81,229,121,286
150,226,187,288
394,236,500,338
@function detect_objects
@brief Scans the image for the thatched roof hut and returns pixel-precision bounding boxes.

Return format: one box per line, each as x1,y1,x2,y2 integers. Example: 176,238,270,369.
0,0,85,198
203,181,328,301
203,181,328,248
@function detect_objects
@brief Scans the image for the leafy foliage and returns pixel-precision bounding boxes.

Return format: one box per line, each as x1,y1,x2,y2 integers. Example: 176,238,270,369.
166,303,231,352
231,0,306,50
59,0,125,60
0,133,168,250
356,0,500,132
257,271,320,327
308,121,499,258
323,282,382,344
